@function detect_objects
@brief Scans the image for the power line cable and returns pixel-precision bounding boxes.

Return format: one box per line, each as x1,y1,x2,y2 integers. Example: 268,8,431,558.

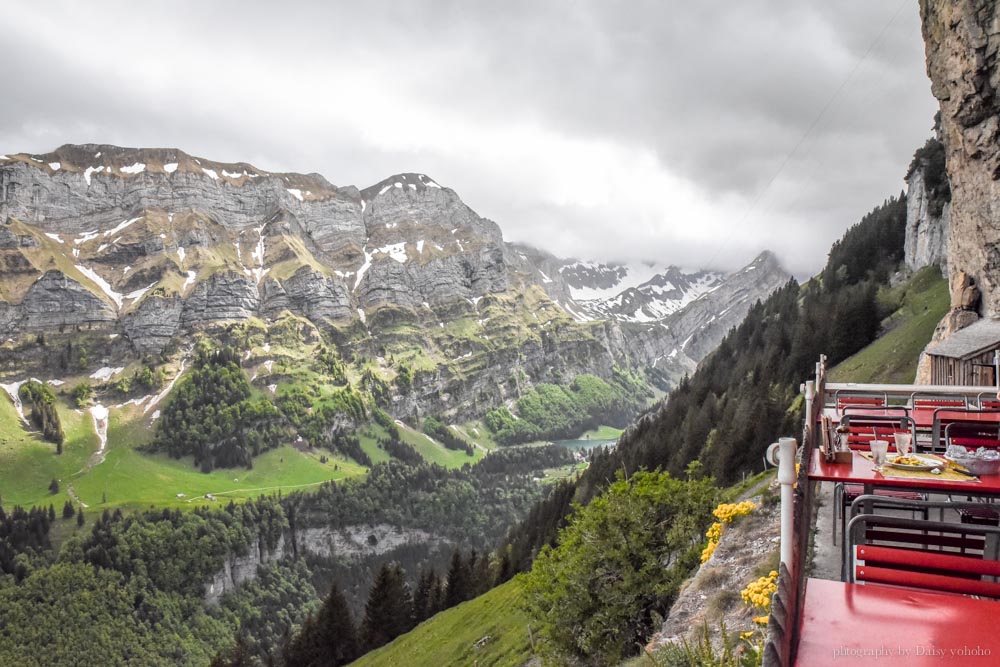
706,0,909,270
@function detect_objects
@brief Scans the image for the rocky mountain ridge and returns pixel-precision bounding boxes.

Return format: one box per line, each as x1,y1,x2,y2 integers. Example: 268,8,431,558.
0,144,789,419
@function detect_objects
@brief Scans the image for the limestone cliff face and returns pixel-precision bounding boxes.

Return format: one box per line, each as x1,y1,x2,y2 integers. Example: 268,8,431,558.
920,1,1000,315
203,525,442,606
0,144,788,419
904,141,950,274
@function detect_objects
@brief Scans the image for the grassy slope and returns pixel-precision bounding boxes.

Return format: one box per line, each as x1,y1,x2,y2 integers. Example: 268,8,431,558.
0,395,370,511
397,421,485,467
828,267,949,384
0,397,95,509
0,396,491,512
353,577,534,667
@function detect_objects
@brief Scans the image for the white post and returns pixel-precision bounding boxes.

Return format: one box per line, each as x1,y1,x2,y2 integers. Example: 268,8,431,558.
802,380,816,439
767,437,798,568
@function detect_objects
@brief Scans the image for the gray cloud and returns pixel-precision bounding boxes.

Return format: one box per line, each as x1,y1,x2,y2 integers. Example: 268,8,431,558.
1,0,937,277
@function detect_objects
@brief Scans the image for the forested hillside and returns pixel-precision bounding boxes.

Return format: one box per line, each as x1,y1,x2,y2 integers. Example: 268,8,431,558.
0,439,572,665
151,346,290,470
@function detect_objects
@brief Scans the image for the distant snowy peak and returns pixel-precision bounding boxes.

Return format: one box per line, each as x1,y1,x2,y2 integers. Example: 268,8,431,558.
558,260,716,303
550,258,723,323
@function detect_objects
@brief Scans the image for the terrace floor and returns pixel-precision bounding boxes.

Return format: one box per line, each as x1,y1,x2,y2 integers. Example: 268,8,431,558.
807,482,840,580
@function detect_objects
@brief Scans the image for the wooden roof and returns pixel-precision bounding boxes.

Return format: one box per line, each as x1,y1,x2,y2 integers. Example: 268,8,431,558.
928,318,1000,360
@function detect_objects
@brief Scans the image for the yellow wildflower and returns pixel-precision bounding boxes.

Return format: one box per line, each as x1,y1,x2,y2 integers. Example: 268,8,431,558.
741,571,778,610
701,503,756,565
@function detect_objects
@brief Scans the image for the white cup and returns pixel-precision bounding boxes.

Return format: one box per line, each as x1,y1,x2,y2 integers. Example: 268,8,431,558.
871,439,890,470
893,432,912,458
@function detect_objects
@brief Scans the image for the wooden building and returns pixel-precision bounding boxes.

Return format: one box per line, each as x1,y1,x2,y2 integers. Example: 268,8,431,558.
927,318,1000,386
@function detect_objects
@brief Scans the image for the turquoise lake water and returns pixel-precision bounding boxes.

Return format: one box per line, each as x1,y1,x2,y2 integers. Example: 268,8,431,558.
552,437,619,452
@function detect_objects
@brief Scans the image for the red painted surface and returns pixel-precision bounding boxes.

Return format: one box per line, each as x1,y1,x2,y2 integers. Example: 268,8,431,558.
808,450,1000,495
913,408,1000,429
823,408,1000,429
795,578,1000,665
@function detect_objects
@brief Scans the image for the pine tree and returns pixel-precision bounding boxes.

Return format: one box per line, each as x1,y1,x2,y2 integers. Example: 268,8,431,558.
62,501,75,519
413,568,436,623
76,509,85,527
209,631,253,667
444,550,470,608
471,550,492,598
284,581,360,667
361,563,415,651
430,572,446,617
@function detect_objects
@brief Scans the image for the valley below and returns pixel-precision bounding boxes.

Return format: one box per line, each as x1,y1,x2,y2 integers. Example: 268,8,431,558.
0,144,789,665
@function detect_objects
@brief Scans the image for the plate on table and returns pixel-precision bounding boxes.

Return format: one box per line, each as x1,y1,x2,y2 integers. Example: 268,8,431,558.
885,455,939,471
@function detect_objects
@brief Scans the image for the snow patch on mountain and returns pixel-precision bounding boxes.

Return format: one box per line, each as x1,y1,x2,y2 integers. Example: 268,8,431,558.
75,264,124,308
120,162,145,174
556,259,725,323
83,165,104,185
104,216,142,237
1,380,28,423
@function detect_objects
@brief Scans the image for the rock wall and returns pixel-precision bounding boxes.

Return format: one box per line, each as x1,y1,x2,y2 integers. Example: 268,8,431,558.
204,535,288,606
0,144,793,421
292,524,440,559
203,524,441,606
904,168,950,274
920,1,1000,316
649,486,780,651
396,319,635,421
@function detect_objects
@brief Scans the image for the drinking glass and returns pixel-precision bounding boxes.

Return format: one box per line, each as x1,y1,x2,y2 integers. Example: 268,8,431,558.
870,439,889,472
893,432,912,458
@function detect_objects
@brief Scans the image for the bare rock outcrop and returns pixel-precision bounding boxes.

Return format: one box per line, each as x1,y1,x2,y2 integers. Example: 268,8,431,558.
124,295,184,355
15,270,117,332
920,1,1000,315
904,141,950,274
649,487,780,652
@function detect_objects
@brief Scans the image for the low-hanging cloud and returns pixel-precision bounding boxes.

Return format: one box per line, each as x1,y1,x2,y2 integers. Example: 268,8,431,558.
1,0,937,277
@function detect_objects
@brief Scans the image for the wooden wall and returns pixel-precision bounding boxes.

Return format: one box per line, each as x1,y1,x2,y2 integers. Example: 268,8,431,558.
930,350,996,386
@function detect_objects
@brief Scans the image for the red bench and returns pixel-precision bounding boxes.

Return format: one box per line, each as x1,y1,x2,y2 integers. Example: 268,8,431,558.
847,510,1000,597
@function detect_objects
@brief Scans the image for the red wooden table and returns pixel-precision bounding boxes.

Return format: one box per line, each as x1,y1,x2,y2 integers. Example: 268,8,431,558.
795,577,1000,665
911,408,1000,430
808,449,1000,497
822,408,1000,429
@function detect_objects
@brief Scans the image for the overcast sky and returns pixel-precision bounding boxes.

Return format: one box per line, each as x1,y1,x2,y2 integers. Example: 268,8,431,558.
2,0,936,277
